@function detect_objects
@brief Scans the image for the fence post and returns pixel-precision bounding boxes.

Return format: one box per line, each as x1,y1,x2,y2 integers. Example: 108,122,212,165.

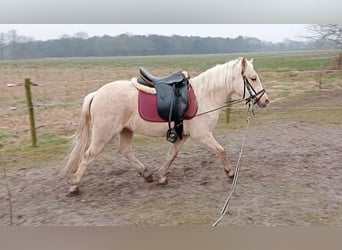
318,65,323,90
24,78,37,147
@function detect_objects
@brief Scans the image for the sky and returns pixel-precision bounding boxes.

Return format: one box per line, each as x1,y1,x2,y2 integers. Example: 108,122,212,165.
0,24,311,43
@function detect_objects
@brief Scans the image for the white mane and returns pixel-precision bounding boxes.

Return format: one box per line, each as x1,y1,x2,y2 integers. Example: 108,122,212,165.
190,57,243,97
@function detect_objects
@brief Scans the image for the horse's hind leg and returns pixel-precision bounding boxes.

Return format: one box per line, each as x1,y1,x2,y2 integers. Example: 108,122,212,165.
158,135,189,184
68,138,108,194
68,125,121,194
119,128,153,182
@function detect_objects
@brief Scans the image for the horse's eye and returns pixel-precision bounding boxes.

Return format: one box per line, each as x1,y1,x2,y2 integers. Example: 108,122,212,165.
251,77,257,81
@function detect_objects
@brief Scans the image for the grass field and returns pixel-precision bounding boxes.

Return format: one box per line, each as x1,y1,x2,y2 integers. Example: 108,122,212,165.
0,50,341,168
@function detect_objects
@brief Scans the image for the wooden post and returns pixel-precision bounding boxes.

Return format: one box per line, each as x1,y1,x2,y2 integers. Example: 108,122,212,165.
24,78,37,147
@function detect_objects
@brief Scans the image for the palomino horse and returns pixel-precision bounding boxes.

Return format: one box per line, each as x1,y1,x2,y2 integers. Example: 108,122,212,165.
62,57,269,194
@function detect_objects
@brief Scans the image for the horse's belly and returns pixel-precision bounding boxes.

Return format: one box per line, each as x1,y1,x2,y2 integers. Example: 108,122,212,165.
129,117,170,137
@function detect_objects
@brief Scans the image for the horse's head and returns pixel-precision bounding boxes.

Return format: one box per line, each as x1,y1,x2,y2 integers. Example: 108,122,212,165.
234,58,270,108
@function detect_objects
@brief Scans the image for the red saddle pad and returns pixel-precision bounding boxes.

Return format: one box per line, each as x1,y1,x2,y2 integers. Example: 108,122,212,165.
138,85,198,122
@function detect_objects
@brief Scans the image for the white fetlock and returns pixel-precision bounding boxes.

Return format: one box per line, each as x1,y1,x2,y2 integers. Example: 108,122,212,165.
158,176,168,185
68,185,80,195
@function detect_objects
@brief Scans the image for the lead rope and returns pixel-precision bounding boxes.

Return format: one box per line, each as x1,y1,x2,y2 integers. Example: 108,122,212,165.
212,103,254,227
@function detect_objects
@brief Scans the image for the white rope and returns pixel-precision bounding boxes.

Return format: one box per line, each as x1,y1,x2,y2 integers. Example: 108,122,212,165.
212,108,252,226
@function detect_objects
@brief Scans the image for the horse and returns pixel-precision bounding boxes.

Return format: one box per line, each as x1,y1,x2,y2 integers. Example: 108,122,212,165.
62,57,270,194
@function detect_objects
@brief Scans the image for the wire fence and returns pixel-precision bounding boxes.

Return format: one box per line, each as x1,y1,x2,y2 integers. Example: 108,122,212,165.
1,68,342,146
4,68,342,109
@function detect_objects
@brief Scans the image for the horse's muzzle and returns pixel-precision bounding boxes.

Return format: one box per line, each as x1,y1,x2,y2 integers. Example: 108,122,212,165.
257,95,270,108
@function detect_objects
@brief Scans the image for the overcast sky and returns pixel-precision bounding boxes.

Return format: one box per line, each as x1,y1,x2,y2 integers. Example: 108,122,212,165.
0,24,311,43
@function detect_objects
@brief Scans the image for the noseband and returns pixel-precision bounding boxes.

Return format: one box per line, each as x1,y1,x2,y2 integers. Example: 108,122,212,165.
242,74,266,105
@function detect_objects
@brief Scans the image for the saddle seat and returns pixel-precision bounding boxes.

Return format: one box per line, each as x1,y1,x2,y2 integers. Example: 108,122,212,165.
138,67,188,86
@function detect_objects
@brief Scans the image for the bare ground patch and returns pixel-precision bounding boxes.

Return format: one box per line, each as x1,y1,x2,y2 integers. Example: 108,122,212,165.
1,88,342,226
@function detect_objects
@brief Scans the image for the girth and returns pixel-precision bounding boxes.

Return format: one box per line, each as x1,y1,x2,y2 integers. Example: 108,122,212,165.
137,67,190,143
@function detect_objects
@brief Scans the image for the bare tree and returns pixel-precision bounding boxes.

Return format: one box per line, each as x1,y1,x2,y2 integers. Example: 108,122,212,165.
74,32,89,39
0,33,6,60
7,30,18,59
307,24,342,69
306,24,342,47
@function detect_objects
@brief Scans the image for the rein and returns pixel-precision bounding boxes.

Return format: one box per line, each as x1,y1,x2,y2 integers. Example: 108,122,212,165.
195,99,245,117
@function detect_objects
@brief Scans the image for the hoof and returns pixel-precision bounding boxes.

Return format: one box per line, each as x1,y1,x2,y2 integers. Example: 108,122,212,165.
143,172,154,183
67,185,80,196
140,171,154,182
157,177,168,185
225,169,235,180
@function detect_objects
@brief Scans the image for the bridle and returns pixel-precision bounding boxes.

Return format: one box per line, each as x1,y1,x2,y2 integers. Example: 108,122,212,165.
242,73,266,105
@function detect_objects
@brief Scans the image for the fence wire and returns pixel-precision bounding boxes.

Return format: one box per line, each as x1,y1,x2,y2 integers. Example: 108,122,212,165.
1,68,341,139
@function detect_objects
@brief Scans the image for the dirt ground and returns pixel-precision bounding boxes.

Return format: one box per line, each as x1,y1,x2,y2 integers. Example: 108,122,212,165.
0,88,341,226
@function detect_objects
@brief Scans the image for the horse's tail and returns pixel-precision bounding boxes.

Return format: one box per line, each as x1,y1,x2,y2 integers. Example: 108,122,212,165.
61,91,96,177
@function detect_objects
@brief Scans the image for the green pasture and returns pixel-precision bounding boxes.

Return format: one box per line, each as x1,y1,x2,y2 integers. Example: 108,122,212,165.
0,50,341,169
0,50,338,71
0,50,340,87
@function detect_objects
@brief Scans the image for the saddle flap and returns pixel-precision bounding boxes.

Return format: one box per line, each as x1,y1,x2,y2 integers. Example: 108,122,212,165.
154,83,189,121
138,85,198,123
154,84,174,120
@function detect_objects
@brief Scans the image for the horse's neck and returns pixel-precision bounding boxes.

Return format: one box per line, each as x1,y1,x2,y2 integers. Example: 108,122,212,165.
191,64,234,108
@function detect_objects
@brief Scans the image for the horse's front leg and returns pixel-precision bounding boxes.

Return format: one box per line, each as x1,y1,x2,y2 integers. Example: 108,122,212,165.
195,132,234,179
158,135,189,184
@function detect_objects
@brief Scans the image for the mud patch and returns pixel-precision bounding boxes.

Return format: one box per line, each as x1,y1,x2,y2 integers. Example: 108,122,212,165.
1,89,341,225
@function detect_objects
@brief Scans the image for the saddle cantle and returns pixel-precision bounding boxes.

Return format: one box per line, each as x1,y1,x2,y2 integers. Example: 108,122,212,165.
136,67,196,143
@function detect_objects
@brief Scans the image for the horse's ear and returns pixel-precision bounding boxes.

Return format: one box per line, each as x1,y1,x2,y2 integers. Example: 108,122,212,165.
242,57,247,73
249,58,254,64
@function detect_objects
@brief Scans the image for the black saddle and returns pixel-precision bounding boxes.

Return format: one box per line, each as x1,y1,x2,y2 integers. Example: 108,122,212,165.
138,67,186,86
137,67,190,143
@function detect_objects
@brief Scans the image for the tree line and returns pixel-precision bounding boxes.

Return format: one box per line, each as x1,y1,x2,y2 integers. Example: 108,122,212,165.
0,30,338,60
